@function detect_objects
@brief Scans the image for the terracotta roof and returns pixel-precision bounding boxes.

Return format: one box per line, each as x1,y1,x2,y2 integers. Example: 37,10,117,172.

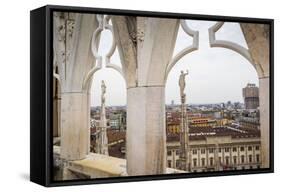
166,126,260,142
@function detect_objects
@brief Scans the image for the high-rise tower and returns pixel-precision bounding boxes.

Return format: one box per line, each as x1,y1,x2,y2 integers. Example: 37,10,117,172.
243,83,259,110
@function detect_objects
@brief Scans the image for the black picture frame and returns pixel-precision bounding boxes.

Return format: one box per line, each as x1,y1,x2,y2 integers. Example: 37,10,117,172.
30,4,274,187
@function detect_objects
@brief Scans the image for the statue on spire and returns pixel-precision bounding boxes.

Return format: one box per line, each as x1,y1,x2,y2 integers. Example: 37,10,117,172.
96,80,108,155
101,80,106,106
178,69,190,172
179,70,189,104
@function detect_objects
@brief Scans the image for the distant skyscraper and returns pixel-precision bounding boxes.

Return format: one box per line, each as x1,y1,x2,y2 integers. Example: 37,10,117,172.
243,83,259,110
171,100,175,106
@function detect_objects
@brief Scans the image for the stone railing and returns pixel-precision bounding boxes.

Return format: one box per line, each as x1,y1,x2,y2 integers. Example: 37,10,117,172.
53,146,185,180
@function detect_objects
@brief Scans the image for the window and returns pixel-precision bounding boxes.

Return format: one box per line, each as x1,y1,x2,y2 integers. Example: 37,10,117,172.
233,156,237,164
225,156,229,165
201,158,205,166
240,147,244,152
167,150,172,156
249,155,252,163
201,149,205,154
255,146,260,151
193,158,197,167
218,148,222,153
225,147,230,152
167,160,172,167
209,148,214,153
241,155,245,163
233,147,237,152
176,160,180,168
256,154,260,162
192,149,197,155
210,157,214,166
248,146,252,151
176,150,180,155
219,157,222,164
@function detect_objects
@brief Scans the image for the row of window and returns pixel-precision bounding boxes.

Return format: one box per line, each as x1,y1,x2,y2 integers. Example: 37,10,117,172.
191,145,260,155
167,154,260,168
167,150,180,156
167,146,260,158
190,165,261,172
191,154,260,167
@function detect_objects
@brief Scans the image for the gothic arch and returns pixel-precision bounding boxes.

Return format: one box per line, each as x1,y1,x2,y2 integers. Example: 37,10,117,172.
83,15,125,92
208,22,264,78
164,20,199,82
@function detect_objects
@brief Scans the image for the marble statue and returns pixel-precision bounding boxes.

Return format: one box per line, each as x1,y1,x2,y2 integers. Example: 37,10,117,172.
179,70,189,103
101,80,106,106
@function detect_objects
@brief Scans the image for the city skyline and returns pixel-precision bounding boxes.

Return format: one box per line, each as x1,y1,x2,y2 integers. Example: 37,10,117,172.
91,20,259,107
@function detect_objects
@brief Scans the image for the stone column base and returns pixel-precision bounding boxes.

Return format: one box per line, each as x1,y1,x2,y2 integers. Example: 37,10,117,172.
126,86,166,175
60,92,89,161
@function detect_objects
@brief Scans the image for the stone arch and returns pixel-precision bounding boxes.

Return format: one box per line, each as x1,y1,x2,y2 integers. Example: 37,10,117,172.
165,47,259,107
208,22,270,168
82,15,125,93
90,68,127,106
164,20,199,82
208,22,264,78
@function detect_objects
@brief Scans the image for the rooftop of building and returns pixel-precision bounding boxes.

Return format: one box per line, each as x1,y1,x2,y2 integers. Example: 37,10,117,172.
167,126,260,142
91,127,126,158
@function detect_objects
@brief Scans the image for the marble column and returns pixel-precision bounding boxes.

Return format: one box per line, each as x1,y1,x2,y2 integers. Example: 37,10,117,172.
127,86,166,174
60,92,89,160
112,16,179,175
241,23,270,168
53,12,99,161
259,77,270,168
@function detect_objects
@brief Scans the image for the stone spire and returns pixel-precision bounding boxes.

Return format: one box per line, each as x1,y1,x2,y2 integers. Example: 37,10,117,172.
179,70,190,171
96,80,109,155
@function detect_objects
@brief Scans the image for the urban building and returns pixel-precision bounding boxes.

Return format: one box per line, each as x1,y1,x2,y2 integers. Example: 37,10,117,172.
189,117,217,128
109,111,126,131
243,83,259,110
91,127,126,159
167,126,261,172
239,117,260,130
167,119,181,134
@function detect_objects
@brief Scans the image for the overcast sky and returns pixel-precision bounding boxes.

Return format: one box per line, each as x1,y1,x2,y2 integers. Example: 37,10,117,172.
91,20,259,107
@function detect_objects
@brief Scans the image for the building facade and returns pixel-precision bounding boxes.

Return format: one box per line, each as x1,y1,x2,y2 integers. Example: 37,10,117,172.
167,127,261,172
243,83,259,110
189,117,217,128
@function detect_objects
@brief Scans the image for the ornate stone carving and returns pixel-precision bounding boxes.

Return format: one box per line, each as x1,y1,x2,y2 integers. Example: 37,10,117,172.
58,24,66,42
129,30,144,43
66,19,75,38
83,14,125,90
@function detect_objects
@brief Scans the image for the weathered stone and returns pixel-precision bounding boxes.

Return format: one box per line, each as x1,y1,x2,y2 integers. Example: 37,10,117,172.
60,92,89,160
241,23,270,168
127,86,166,175
259,77,270,168
113,17,179,175
241,24,270,78
53,13,99,161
